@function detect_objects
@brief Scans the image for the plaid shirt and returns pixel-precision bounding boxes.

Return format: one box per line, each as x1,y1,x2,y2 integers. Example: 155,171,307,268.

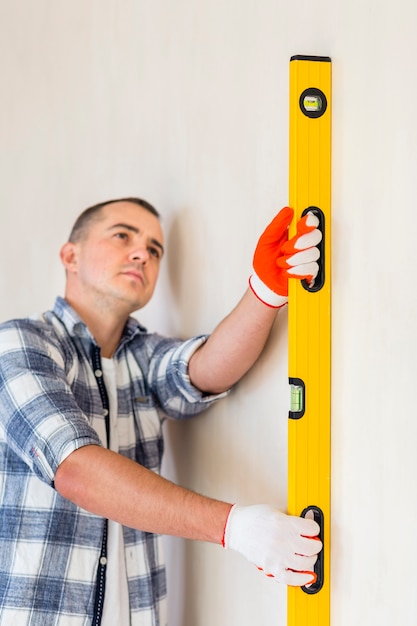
0,297,225,626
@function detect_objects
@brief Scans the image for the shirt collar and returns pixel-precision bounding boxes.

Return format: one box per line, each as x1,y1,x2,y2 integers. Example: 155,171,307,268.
52,296,148,348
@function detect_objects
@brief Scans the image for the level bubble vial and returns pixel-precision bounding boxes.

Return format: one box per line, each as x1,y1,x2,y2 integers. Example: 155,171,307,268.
290,384,304,412
303,95,322,112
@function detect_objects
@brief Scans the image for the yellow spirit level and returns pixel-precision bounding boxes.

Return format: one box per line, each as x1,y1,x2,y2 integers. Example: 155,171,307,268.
287,55,332,626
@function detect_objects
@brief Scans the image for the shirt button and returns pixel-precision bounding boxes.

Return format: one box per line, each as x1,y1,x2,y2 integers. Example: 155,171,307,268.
103,409,109,416
95,369,103,378
100,557,107,566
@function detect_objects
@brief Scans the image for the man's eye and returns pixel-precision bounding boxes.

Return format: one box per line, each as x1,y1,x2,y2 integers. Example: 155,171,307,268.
148,246,161,259
114,232,129,240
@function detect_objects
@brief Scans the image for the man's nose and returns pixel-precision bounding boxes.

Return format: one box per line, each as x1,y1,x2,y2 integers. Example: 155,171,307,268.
129,245,149,263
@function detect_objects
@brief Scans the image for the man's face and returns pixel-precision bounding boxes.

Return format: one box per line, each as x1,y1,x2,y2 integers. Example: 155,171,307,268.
64,201,164,314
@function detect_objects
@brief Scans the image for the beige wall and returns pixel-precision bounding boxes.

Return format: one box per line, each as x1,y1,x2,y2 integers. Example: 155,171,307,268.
1,1,417,625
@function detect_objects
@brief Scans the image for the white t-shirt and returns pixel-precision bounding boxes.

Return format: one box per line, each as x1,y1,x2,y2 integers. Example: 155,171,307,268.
100,357,130,626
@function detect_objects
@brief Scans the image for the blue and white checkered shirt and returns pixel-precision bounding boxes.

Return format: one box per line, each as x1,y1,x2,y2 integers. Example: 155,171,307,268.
0,297,225,626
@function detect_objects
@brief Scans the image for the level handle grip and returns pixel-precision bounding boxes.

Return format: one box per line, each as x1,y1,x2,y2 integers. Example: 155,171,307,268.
301,207,325,292
301,505,325,594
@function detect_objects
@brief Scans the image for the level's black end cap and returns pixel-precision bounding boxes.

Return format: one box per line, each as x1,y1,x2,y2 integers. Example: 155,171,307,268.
290,55,331,63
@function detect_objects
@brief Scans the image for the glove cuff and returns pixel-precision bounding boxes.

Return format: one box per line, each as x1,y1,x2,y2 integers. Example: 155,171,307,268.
249,272,288,309
222,503,236,548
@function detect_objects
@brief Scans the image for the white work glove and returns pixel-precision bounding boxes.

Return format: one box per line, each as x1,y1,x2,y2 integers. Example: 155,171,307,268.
223,504,322,586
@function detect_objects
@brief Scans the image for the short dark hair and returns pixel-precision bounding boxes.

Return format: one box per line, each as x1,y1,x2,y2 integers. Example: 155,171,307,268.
68,197,160,243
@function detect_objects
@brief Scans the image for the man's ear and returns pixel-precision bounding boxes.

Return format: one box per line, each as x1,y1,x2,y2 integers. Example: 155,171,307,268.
60,242,79,273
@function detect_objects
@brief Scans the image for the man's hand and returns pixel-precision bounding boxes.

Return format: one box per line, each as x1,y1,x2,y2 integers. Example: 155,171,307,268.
249,207,322,308
222,504,322,586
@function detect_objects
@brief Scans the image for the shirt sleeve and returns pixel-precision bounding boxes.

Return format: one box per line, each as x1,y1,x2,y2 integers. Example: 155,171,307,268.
147,334,230,419
0,320,102,486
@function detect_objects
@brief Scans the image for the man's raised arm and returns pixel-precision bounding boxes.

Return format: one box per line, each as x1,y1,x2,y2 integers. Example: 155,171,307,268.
188,207,321,393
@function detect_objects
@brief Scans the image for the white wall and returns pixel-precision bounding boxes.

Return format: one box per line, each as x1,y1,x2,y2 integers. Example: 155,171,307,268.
1,1,417,625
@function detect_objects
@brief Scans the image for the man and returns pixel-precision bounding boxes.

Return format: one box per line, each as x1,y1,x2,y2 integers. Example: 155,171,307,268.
0,197,322,626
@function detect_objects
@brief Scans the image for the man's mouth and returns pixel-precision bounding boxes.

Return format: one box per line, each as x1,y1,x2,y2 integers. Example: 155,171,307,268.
121,269,145,284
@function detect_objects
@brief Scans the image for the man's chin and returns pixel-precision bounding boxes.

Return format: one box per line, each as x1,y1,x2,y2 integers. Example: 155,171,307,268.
118,292,154,314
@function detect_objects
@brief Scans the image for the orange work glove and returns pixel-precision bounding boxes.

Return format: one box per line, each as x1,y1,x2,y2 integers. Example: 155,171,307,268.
249,207,322,308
